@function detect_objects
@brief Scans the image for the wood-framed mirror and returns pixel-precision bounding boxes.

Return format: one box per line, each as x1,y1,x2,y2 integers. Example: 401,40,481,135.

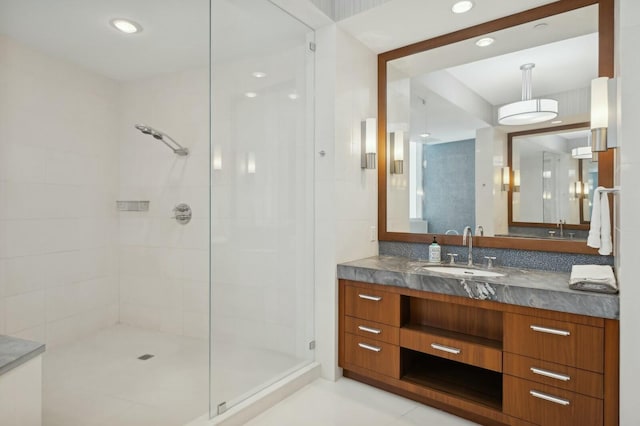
378,0,614,254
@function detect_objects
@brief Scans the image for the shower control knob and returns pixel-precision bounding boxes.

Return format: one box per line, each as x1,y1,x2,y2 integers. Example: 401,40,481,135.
173,203,192,225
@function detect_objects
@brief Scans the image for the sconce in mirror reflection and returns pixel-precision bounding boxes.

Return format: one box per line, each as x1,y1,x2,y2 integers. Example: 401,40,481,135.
390,130,404,174
513,169,520,192
361,118,377,169
501,166,510,191
213,147,222,170
247,152,256,174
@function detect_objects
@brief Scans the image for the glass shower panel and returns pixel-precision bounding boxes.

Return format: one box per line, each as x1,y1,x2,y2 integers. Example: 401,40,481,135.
210,0,315,416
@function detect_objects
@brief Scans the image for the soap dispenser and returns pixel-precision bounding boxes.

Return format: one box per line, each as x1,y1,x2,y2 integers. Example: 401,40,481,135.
428,236,441,263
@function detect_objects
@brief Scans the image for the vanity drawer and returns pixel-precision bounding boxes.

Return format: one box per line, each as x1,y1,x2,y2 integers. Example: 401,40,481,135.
344,333,400,378
399,326,502,372
504,313,604,372
344,285,401,326
344,316,399,345
504,353,603,399
504,375,603,426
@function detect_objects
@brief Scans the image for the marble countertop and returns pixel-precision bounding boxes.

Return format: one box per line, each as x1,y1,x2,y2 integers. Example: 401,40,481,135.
0,335,45,376
337,255,619,319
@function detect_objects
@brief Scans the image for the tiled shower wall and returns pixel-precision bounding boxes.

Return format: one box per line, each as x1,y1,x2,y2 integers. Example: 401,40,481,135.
0,35,210,344
118,69,210,338
0,36,120,346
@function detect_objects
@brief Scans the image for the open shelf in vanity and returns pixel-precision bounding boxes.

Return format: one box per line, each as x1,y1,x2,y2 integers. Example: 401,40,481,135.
338,278,619,426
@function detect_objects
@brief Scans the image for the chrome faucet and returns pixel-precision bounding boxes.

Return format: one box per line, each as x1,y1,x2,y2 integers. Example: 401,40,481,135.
462,226,473,266
557,219,565,238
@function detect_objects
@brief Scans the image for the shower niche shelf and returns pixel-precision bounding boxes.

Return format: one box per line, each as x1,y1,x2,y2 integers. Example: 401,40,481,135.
116,200,150,212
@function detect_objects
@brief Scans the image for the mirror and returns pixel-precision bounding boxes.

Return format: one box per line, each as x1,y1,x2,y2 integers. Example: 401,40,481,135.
378,0,614,254
506,123,596,240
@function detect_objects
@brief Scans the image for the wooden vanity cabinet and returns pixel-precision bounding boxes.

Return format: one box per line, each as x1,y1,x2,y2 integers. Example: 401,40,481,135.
338,279,619,426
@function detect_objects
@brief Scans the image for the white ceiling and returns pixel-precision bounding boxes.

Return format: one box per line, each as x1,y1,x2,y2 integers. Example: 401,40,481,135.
337,0,560,53
339,0,600,142
0,0,210,81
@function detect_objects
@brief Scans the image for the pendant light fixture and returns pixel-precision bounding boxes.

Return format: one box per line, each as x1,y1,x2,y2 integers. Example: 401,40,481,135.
498,63,558,126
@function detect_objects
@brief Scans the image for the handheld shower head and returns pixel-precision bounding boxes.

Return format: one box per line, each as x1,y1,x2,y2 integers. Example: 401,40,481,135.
134,124,189,156
135,124,152,135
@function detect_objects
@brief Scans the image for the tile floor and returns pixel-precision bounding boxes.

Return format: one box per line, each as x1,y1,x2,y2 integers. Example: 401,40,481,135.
42,324,479,426
245,377,479,426
42,324,305,426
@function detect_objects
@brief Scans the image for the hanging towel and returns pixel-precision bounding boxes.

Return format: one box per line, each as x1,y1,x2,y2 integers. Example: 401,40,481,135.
587,186,613,255
569,264,618,294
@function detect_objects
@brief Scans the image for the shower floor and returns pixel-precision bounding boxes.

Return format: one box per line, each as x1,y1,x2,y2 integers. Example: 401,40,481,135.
43,324,304,426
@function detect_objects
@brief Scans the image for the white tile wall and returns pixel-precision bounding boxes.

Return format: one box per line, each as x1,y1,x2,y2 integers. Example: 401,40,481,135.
118,68,210,339
314,26,379,381
0,36,120,347
618,0,640,424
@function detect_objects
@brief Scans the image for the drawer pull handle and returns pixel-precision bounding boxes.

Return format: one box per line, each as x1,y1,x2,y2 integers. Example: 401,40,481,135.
530,325,571,336
358,343,381,352
358,294,382,301
430,343,461,355
530,367,571,382
529,390,570,406
358,325,382,334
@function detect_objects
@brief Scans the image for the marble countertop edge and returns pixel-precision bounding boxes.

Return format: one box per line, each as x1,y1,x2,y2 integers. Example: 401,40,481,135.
337,256,619,320
0,335,46,377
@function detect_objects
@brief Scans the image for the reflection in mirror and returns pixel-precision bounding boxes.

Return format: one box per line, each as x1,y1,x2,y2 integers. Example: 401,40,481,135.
385,4,599,238
508,125,597,240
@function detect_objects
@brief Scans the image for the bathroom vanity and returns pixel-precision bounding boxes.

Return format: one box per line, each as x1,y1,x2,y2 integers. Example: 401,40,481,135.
337,256,619,426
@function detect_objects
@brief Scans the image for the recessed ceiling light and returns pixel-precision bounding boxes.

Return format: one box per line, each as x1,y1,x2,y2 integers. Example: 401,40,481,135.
534,23,549,30
420,133,431,138
252,71,267,78
475,37,495,47
452,1,474,14
110,18,142,34
551,120,563,124
245,92,257,98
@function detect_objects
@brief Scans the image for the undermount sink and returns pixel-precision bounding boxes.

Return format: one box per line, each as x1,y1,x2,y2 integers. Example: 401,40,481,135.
422,266,505,278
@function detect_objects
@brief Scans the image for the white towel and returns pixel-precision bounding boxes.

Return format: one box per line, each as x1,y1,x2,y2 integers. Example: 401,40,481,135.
587,187,613,255
569,264,618,293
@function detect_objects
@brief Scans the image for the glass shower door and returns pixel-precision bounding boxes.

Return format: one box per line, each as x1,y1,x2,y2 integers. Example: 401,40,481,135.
210,0,315,416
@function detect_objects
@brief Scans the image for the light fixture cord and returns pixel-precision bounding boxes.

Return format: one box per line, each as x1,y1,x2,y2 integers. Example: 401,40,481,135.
520,63,535,101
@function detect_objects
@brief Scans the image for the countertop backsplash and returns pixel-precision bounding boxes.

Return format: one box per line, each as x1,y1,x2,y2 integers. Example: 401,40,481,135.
379,241,614,273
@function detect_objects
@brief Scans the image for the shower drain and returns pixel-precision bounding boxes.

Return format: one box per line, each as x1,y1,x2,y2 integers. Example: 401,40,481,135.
137,354,154,360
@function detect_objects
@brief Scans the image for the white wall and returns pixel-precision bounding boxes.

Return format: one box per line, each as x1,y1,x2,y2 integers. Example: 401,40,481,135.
118,68,210,338
0,36,120,347
475,127,507,236
314,24,378,380
618,0,640,423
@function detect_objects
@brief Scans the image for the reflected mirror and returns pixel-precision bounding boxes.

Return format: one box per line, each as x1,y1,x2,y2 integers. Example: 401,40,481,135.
506,124,597,240
379,0,614,253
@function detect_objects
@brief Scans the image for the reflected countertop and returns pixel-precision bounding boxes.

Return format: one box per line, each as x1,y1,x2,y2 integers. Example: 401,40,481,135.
337,255,619,319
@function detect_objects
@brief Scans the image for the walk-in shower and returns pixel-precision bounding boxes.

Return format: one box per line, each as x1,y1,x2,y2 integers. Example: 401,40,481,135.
0,0,314,424
135,124,189,156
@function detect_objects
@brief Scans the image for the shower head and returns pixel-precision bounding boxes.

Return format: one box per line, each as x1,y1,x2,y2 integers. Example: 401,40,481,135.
134,124,189,156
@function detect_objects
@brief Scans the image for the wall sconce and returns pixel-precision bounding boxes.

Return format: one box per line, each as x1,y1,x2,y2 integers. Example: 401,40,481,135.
501,166,510,191
574,181,584,197
513,169,520,192
361,118,376,169
390,131,404,174
247,152,256,174
590,77,609,152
